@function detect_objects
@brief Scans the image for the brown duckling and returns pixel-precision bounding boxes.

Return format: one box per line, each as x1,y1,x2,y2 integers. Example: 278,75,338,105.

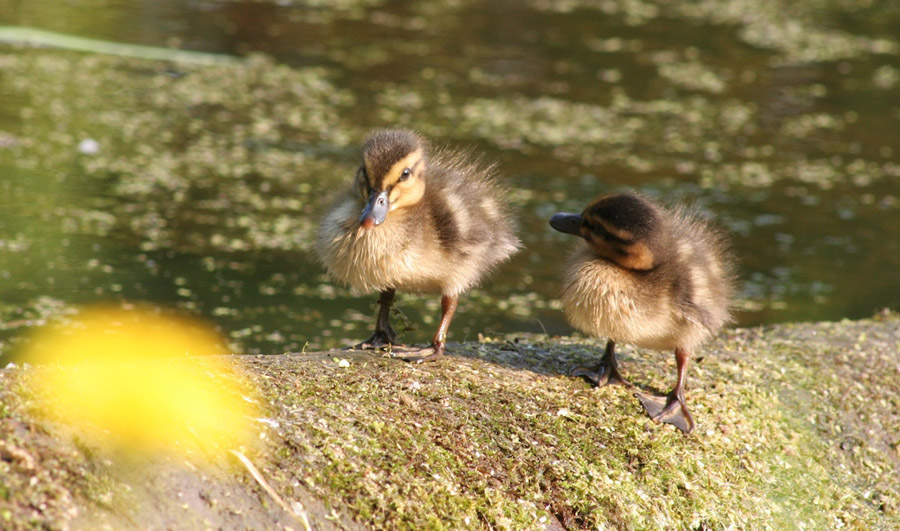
316,129,520,362
549,193,735,433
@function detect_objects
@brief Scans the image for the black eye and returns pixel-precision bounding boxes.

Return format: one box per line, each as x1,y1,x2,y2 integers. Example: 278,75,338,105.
399,168,411,181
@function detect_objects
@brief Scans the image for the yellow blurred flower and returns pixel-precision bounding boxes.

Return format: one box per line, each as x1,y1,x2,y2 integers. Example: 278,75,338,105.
22,306,257,456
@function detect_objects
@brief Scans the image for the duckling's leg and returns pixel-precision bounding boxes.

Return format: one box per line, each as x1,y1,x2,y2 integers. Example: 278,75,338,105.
353,289,401,350
570,340,630,387
637,347,695,434
397,294,458,363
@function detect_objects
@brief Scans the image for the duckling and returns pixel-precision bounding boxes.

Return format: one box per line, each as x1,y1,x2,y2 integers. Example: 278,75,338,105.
316,129,520,362
549,193,735,433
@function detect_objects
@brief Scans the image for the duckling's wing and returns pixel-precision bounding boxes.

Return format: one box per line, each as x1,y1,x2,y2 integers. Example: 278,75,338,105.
677,299,716,331
426,162,521,260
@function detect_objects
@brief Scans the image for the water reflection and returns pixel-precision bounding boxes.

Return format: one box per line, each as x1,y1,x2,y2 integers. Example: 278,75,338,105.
0,0,898,355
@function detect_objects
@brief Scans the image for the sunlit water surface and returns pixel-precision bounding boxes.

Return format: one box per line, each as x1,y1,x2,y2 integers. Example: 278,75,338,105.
1,0,898,355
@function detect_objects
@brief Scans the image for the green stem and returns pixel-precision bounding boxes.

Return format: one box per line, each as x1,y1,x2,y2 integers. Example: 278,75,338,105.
0,25,240,65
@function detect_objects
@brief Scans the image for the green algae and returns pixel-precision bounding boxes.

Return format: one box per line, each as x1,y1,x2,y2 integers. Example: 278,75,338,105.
0,50,355,256
1,0,899,353
1,317,898,528
215,317,900,528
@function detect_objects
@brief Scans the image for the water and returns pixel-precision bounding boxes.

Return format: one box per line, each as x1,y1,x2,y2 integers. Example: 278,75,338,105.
1,0,898,355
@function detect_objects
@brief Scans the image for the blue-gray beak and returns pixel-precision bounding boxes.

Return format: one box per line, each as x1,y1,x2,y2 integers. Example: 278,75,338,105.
360,190,389,229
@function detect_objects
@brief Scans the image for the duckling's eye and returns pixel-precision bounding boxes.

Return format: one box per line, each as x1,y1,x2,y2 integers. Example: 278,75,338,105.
399,168,411,181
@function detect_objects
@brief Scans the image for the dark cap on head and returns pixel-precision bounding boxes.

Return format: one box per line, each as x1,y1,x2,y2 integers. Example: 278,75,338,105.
362,129,426,188
586,194,660,241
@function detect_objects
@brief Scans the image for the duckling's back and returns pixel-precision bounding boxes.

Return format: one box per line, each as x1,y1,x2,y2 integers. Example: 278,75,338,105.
426,151,519,253
665,205,735,335
413,151,520,293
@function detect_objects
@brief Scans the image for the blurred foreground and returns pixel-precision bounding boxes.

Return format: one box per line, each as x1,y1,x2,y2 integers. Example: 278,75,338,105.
18,306,256,457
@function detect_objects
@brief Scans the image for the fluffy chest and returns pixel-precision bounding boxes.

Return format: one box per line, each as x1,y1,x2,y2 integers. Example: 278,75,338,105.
560,253,686,351
315,199,444,293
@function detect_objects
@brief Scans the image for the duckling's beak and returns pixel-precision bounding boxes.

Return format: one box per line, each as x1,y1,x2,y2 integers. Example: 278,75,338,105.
550,212,582,236
360,190,390,229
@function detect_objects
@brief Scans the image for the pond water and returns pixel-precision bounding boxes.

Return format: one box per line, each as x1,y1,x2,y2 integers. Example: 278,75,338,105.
1,0,898,356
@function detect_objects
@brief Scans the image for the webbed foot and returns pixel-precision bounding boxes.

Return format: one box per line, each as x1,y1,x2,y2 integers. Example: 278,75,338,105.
570,339,629,387
570,363,630,387
391,344,446,364
348,329,403,351
391,294,456,363
348,289,403,351
637,391,695,434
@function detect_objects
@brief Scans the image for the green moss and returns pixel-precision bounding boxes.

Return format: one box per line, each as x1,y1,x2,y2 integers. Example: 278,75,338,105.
0,367,119,528
230,316,899,529
1,317,899,528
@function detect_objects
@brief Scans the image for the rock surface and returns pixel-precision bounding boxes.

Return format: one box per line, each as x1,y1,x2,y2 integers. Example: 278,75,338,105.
1,315,898,529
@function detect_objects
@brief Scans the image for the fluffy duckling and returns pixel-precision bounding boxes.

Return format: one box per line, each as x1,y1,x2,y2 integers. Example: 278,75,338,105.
550,193,735,433
316,129,520,362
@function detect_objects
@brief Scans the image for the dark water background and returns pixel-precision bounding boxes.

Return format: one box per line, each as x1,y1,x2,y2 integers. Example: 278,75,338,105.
1,0,898,355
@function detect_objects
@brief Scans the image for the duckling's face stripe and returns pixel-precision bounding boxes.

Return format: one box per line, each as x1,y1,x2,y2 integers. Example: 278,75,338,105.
361,129,422,188
357,147,427,228
363,147,423,189
379,147,426,212
575,196,660,271
585,194,659,240
596,219,635,243
373,148,423,186
588,236,656,271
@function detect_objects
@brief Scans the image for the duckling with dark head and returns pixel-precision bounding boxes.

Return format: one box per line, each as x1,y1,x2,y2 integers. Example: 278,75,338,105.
550,193,735,433
316,129,521,362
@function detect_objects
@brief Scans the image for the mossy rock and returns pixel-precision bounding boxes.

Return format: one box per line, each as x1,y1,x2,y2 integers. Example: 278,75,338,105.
1,315,898,528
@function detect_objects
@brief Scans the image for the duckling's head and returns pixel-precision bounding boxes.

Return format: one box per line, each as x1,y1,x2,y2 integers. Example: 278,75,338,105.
356,129,428,229
550,193,668,271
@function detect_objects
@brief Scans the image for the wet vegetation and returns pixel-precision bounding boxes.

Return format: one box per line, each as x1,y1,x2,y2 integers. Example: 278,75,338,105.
2,316,899,528
1,0,899,355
